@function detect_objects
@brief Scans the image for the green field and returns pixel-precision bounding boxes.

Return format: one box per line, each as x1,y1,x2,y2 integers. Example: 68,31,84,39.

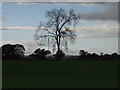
2,60,119,88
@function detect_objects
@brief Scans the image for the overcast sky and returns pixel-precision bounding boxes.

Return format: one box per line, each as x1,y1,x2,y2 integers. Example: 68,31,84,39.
1,2,118,55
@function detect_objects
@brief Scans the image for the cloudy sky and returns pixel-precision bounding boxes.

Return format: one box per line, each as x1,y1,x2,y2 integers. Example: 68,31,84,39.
1,1,119,55
2,0,119,2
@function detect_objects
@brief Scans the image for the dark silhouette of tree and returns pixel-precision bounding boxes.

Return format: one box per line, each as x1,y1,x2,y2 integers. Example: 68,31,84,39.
14,44,25,57
2,44,25,59
111,53,118,57
100,52,104,56
91,53,99,59
79,50,88,56
79,49,120,61
34,8,80,56
111,53,118,60
54,50,65,58
29,48,51,59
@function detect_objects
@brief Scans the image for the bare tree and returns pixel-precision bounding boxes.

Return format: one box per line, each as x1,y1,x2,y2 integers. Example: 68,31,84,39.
34,8,80,55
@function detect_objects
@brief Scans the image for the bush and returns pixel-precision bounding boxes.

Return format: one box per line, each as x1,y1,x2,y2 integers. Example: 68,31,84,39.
54,50,65,58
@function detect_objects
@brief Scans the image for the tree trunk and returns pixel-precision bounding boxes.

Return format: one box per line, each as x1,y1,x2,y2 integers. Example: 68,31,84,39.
57,42,60,53
56,27,61,53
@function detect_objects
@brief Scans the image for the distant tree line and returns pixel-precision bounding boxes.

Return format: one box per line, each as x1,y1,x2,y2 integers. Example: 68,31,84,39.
1,44,120,61
79,50,119,61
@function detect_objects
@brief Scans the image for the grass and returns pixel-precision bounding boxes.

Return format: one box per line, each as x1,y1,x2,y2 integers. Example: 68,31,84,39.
2,60,119,88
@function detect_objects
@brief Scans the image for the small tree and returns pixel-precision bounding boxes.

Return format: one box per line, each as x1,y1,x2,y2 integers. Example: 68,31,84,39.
34,48,51,59
34,8,80,56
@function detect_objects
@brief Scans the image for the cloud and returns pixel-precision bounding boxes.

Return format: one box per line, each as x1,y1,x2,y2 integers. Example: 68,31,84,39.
2,2,118,22
7,2,104,7
0,41,16,46
1,26,48,31
0,1,100,7
75,25,118,33
1,24,118,39
14,2,99,6
1,27,37,30
2,0,119,2
1,2,118,7
74,24,118,39
80,3,118,21
1,26,53,31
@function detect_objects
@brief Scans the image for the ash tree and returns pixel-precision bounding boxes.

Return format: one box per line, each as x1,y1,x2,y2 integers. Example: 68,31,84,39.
34,8,80,56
